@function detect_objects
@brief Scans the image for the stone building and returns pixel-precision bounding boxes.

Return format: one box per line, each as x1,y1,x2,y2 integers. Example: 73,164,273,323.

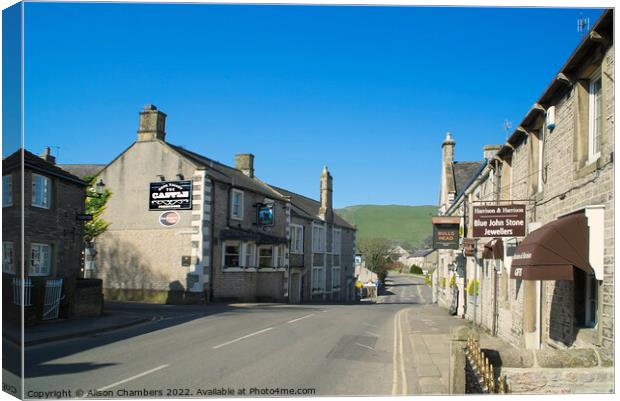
432,9,614,392
93,105,356,303
2,148,94,321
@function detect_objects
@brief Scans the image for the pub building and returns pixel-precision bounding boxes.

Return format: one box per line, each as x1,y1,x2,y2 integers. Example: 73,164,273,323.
433,9,613,377
89,105,356,304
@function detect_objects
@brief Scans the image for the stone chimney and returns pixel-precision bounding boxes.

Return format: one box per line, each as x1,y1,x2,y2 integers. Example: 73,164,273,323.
137,104,166,142
439,132,456,211
483,145,502,160
319,166,333,221
442,131,455,164
235,154,255,178
39,147,56,164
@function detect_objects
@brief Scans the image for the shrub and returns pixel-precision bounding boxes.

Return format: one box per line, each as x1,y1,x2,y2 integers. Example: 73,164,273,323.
410,265,423,275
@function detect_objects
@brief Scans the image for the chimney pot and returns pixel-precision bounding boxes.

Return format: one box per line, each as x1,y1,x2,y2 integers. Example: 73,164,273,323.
39,147,56,164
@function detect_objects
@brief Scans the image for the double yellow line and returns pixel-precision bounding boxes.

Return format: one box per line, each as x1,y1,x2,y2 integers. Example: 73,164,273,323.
392,308,408,395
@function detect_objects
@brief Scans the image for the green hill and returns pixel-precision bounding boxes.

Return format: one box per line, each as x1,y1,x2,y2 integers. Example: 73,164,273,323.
335,205,437,249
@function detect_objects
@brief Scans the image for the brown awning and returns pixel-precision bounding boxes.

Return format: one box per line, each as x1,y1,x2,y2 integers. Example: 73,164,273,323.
483,238,504,260
510,213,592,280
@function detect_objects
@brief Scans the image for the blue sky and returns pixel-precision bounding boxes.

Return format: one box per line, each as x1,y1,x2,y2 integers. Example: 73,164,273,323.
8,2,605,207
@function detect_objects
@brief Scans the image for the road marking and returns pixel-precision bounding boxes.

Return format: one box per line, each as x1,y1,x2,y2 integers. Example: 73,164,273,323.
392,308,409,396
212,327,273,349
287,314,314,323
398,309,408,395
364,330,379,337
392,310,399,395
97,364,169,392
355,343,376,351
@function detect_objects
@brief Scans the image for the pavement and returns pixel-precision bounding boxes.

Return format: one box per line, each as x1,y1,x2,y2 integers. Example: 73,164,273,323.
3,309,154,347
3,272,469,398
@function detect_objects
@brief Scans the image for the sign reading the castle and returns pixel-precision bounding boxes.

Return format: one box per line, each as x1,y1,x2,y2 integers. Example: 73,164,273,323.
257,203,274,226
432,216,460,250
472,205,526,237
149,180,192,211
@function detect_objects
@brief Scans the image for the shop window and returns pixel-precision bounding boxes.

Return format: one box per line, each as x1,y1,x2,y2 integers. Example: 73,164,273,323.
3,175,12,207
223,241,241,268
231,189,244,220
574,269,599,328
32,174,52,209
258,246,273,268
30,243,51,276
3,242,15,274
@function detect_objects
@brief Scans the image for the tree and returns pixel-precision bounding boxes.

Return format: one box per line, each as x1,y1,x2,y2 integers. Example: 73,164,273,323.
357,237,392,284
83,175,112,243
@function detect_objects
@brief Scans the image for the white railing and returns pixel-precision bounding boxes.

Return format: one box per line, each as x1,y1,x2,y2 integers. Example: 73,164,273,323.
43,279,63,320
12,278,33,307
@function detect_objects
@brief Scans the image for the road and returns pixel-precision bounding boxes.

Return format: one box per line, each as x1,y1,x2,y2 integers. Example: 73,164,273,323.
6,273,466,398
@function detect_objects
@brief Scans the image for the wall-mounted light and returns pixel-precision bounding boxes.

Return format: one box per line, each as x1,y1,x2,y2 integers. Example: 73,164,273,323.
157,174,166,182
176,173,184,180
95,179,105,195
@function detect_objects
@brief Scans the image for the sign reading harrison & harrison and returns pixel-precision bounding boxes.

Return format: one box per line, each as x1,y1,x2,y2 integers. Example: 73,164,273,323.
472,204,526,237
149,180,192,210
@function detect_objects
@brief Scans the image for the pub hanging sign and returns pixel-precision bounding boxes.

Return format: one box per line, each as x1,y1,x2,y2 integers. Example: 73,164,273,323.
257,202,275,226
432,216,461,250
149,180,192,211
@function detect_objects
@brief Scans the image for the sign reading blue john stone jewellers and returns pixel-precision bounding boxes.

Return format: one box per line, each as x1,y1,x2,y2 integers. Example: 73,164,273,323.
257,203,275,226
149,180,192,210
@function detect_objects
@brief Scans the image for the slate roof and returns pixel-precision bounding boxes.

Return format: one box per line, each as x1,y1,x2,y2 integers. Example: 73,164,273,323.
58,164,105,179
167,144,287,201
413,249,435,258
270,185,356,230
452,161,485,196
3,149,87,186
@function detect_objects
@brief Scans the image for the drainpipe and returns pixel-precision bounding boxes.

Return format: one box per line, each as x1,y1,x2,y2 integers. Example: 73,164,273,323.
209,180,216,302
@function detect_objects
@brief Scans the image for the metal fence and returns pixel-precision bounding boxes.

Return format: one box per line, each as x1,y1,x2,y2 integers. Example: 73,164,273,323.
465,334,511,394
42,279,63,320
12,278,33,307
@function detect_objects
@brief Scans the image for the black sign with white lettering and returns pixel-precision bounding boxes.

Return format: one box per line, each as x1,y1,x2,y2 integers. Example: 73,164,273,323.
149,180,192,210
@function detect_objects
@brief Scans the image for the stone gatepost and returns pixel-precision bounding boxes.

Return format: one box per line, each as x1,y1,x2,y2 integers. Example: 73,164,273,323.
450,325,478,394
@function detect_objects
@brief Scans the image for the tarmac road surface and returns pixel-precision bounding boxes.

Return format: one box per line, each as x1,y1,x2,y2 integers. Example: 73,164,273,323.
5,272,465,398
